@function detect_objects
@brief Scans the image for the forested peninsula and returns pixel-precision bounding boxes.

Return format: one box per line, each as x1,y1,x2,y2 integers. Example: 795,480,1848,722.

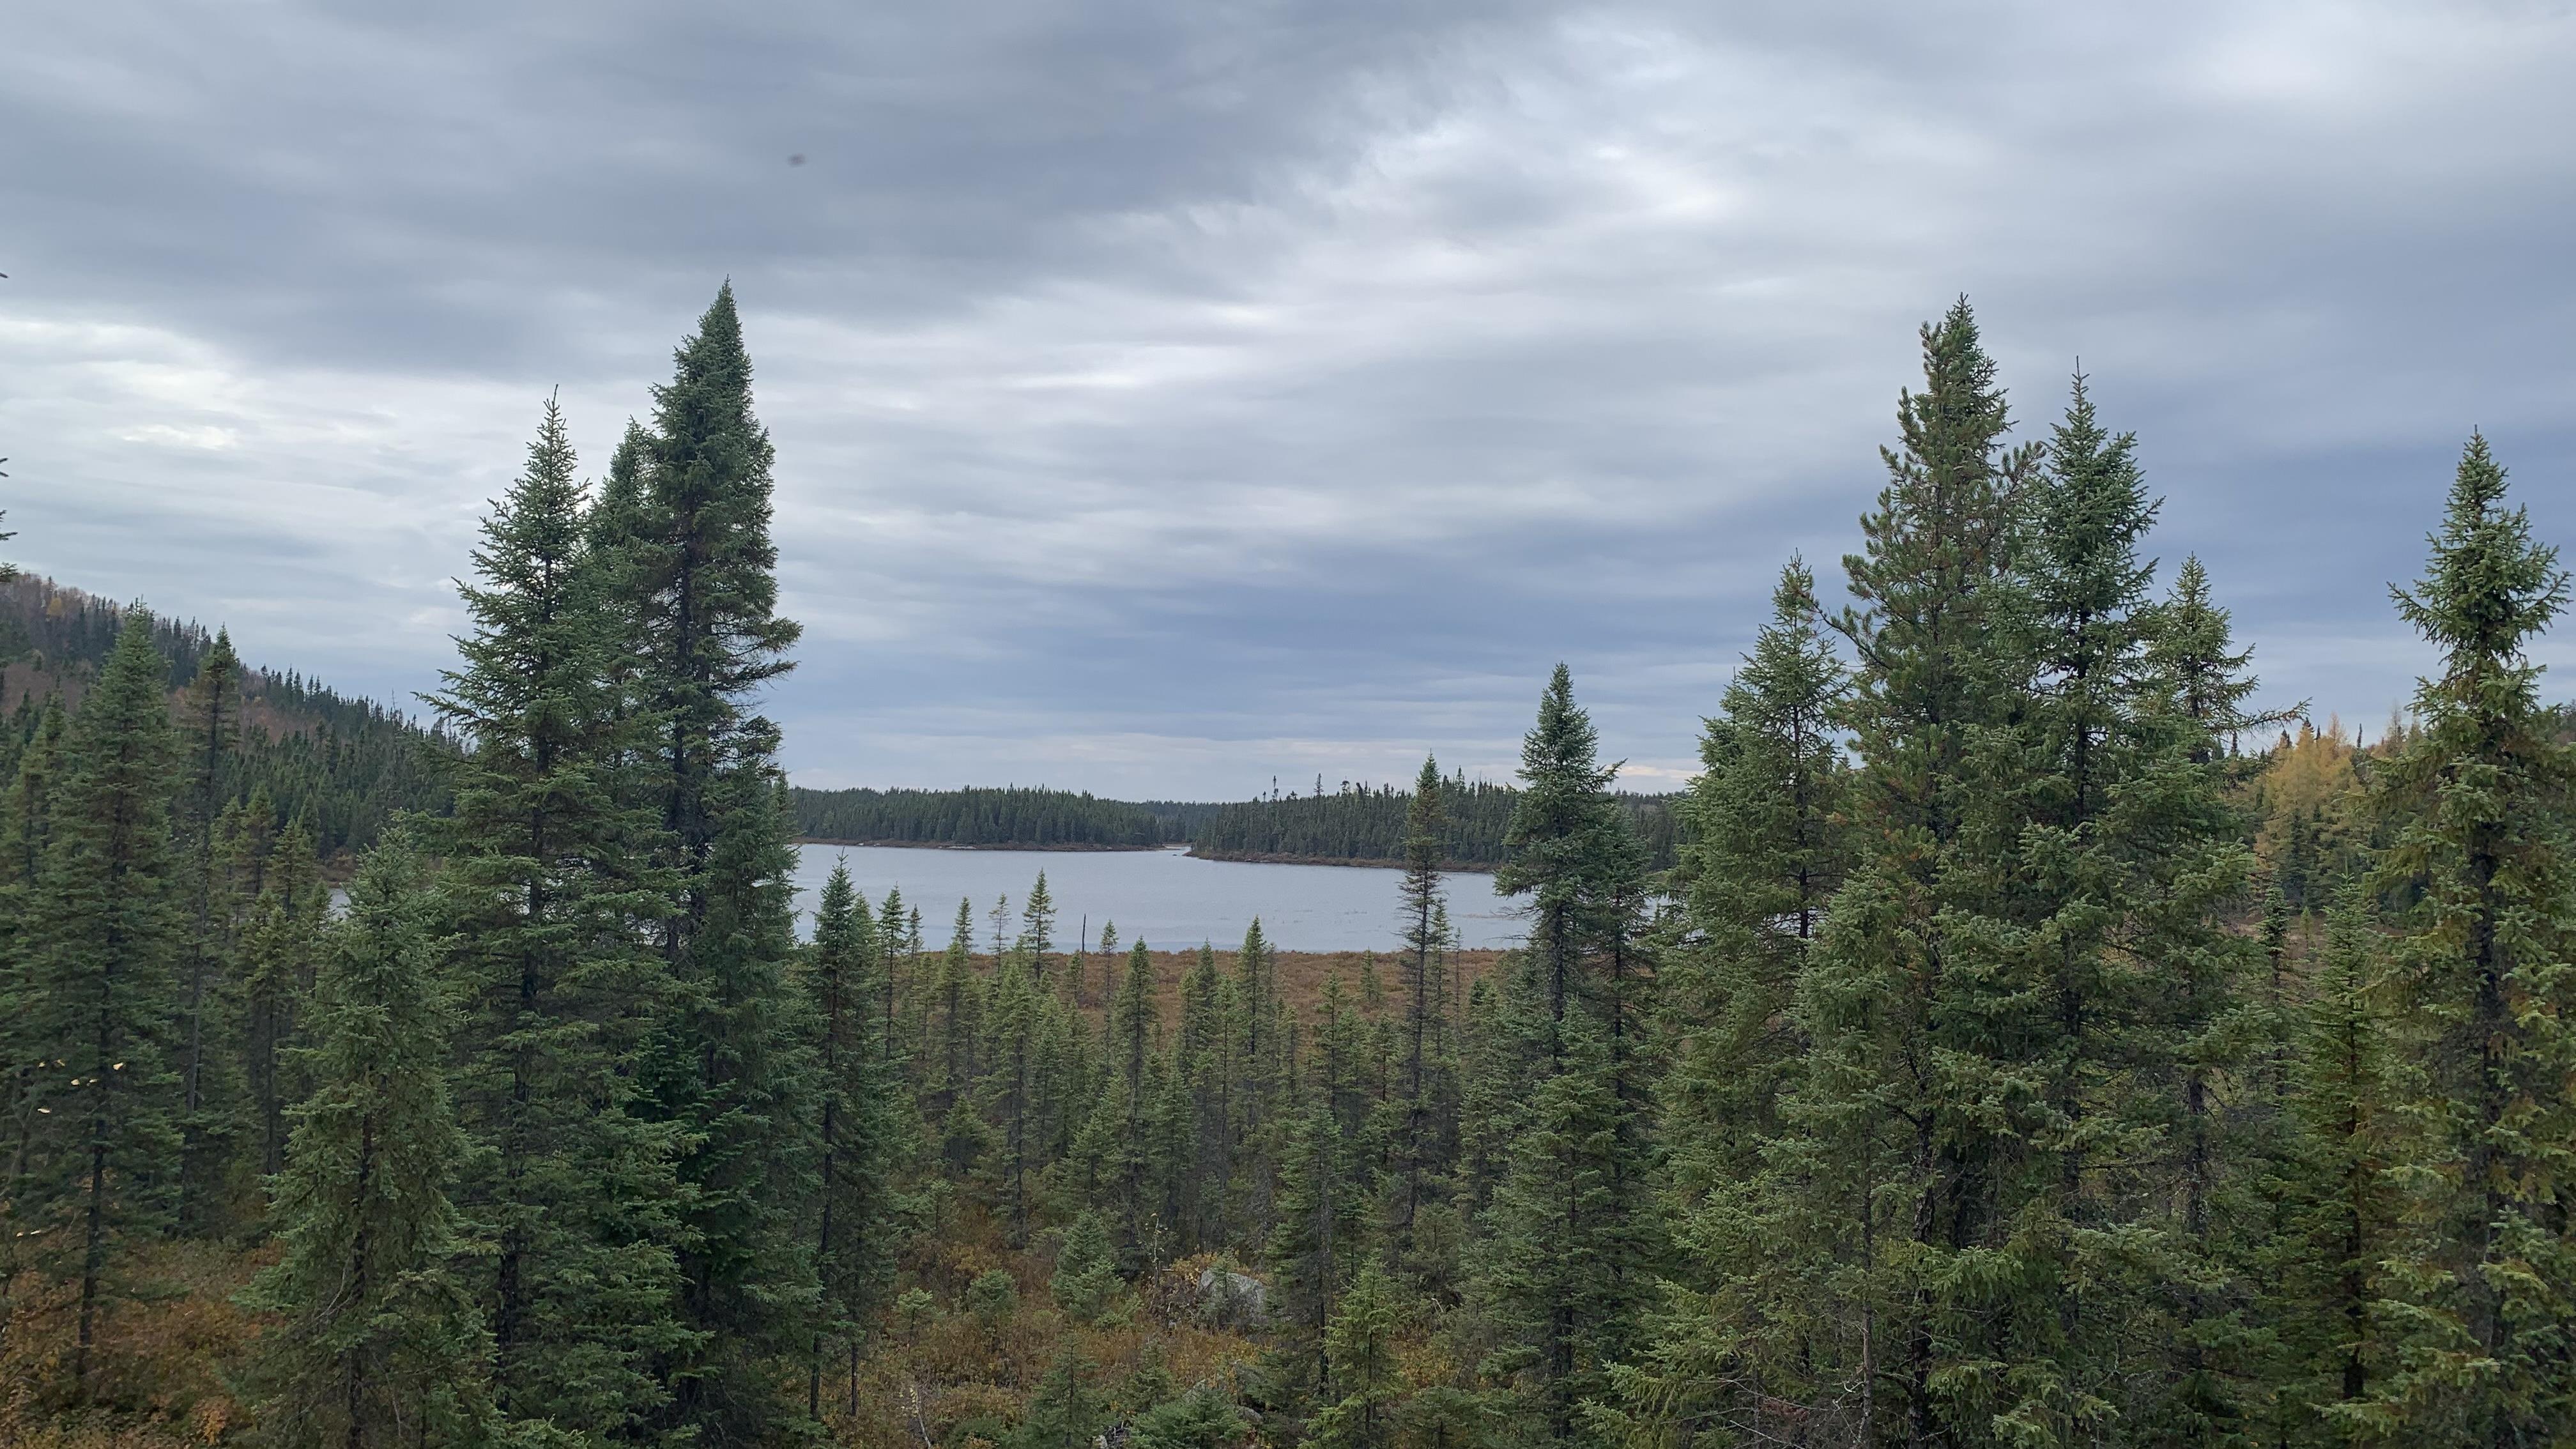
8,293,2576,1449
790,779,1678,871
790,785,1190,850
1186,779,1678,871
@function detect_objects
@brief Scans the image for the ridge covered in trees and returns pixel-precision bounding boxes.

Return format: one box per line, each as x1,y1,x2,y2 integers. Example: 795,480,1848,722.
0,576,455,859
6,294,2575,1449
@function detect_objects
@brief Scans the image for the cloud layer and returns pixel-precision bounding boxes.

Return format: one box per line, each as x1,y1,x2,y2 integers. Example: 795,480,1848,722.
7,1,2572,797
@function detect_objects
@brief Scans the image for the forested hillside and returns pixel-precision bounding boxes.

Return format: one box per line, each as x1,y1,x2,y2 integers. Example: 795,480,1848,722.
1188,776,1680,870
8,295,2576,1449
792,785,1184,848
0,575,452,859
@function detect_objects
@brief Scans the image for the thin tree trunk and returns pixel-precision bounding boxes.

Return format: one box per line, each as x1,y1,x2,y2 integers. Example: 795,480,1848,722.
345,1114,376,1449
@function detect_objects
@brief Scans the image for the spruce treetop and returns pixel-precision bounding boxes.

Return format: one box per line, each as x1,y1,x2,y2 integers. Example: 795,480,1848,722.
654,281,763,473
1846,297,2037,634
1724,556,1844,739
2392,431,2569,712
2147,555,2273,740
436,394,599,747
1836,298,2037,847
2029,371,2158,671
815,859,864,960
475,392,585,602
642,283,801,702
1404,753,1445,861
1513,664,1611,801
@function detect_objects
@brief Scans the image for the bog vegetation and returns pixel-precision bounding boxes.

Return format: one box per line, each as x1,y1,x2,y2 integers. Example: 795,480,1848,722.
3,293,2572,1449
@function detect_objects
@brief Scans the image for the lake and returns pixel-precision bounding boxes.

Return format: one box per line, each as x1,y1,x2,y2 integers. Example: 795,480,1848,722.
789,844,1524,952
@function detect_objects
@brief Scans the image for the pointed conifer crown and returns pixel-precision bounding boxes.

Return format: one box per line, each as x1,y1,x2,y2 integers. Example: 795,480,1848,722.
2393,431,2568,670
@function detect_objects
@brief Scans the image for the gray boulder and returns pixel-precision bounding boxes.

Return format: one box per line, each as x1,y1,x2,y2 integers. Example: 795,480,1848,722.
1193,1266,1267,1326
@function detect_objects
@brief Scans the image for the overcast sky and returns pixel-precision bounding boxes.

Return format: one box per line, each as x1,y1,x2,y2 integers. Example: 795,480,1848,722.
6,1,2572,799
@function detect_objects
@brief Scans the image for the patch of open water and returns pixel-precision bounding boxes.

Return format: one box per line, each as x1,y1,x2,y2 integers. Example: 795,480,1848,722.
790,844,1522,952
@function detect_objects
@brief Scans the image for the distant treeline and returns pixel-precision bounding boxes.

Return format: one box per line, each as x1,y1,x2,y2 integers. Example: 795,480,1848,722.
1131,797,1229,834
1190,773,1680,868
790,777,1680,868
0,576,453,857
790,784,1188,848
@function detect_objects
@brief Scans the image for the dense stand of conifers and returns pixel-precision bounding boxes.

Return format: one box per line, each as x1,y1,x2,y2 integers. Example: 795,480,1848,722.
3,294,2573,1449
1190,779,1678,870
0,576,454,856
790,785,1187,849
784,779,1678,871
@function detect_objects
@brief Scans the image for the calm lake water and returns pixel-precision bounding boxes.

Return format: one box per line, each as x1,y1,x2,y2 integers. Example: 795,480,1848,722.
788,844,1522,953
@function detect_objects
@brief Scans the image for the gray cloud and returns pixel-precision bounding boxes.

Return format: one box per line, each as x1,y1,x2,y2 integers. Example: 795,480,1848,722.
5,0,2573,799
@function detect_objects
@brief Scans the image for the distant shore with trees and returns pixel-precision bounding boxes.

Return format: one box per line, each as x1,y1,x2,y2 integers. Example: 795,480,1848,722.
790,778,1678,871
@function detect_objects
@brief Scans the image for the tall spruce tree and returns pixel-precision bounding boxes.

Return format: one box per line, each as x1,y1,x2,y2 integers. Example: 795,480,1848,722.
0,697,65,1278
1312,969,1372,1157
1660,558,1848,1190
1269,1096,1365,1408
613,286,818,1440
1392,755,1449,1253
1630,558,1850,1440
2274,894,2404,1443
1664,302,2032,1445
431,395,687,1439
929,899,980,1119
878,884,907,1050
240,834,493,1448
1828,300,2039,1446
1035,986,1089,1179
1454,974,1513,1216
174,627,242,1235
13,615,183,1394
1020,872,1057,989
1106,939,1160,1268
2362,434,2576,1443
1494,667,1628,1055
800,862,907,1422
1176,942,1236,1252
980,955,1045,1243
2127,545,2279,1438
1473,666,1658,1444
241,810,325,1180
1232,919,1285,1237
1993,374,2260,1438
1472,1012,1647,1445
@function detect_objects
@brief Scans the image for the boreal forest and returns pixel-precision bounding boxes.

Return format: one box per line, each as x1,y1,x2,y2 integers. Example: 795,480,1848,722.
5,289,2575,1449
785,781,1673,872
790,786,1190,852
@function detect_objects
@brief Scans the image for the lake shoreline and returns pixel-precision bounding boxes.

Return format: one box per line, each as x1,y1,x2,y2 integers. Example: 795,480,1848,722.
791,841,1521,951
793,838,1508,874
1184,847,1500,875
797,837,1172,854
